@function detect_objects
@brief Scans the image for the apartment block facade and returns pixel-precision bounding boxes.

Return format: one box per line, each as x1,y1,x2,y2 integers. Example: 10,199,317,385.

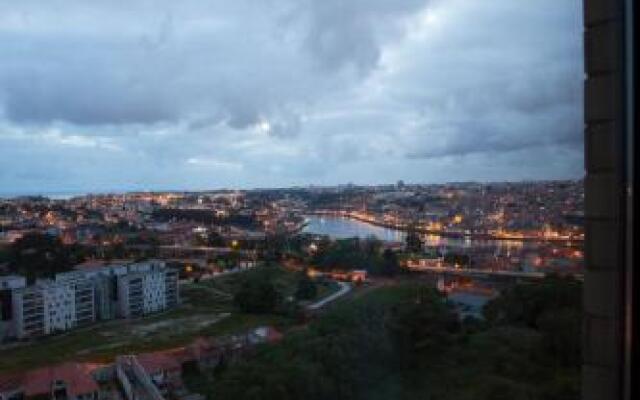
55,272,97,327
1,260,179,340
12,282,77,338
117,261,179,318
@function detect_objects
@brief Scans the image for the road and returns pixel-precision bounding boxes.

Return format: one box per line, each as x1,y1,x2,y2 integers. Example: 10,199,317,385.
179,266,255,284
307,281,352,310
407,265,547,279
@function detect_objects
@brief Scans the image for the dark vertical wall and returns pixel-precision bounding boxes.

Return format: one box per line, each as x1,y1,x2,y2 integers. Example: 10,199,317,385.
582,1,627,399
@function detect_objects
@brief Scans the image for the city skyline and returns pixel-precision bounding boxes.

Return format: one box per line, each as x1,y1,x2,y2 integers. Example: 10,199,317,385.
0,0,583,193
0,177,584,200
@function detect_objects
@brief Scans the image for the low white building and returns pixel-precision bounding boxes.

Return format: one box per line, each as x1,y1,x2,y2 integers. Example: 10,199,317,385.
3,260,179,340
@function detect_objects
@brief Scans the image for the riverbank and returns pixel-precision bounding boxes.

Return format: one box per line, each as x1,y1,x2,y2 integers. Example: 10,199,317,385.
306,210,583,246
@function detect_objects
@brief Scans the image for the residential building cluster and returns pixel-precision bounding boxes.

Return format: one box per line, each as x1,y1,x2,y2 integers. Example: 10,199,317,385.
0,326,283,400
0,181,583,274
0,260,179,341
295,180,584,240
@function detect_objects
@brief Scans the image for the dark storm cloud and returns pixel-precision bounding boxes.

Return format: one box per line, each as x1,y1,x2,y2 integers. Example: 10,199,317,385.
404,97,583,159
295,0,429,74
381,0,584,161
3,67,177,125
0,0,427,127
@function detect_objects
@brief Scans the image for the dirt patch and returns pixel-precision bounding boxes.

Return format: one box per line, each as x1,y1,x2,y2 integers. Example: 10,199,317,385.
132,313,231,336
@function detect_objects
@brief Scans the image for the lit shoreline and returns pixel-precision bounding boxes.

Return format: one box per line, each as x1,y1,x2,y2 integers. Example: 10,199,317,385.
306,210,584,245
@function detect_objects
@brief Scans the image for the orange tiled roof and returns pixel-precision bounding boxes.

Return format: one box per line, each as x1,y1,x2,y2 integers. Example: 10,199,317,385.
0,363,101,397
265,326,284,343
136,351,181,374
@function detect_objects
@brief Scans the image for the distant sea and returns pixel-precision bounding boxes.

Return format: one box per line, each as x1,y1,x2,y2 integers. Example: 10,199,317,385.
0,191,89,200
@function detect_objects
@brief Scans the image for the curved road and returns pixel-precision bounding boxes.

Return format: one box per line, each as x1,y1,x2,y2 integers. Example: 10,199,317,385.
307,281,352,310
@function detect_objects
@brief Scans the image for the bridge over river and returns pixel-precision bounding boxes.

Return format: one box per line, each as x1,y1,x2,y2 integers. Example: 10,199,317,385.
406,265,583,281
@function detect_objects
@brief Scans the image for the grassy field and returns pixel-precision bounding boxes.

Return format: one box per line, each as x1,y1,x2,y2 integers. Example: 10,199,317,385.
193,265,341,302
194,267,298,298
0,267,300,374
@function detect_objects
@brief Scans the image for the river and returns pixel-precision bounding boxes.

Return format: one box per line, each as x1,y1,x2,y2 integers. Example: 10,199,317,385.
302,215,406,242
301,215,535,252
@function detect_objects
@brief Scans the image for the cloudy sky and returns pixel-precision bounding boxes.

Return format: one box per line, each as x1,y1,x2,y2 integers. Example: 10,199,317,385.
0,0,584,194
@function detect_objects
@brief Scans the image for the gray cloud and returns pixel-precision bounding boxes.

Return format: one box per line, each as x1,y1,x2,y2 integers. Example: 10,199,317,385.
295,0,429,74
3,66,177,125
0,0,584,193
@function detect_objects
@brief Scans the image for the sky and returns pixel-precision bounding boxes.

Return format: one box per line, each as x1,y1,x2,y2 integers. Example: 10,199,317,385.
0,0,584,194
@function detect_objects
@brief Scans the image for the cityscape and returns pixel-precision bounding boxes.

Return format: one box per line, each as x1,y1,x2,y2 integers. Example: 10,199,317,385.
0,0,585,399
0,180,583,399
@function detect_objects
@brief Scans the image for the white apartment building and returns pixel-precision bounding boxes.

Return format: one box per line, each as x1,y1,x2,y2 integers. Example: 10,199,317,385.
2,260,179,340
12,281,76,338
117,260,179,318
55,271,96,326
76,263,128,320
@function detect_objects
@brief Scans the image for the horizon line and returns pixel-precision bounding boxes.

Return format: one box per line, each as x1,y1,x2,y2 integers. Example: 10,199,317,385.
0,177,585,199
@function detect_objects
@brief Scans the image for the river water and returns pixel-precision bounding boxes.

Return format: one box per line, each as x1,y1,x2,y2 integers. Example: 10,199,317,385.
301,215,534,252
302,215,407,242
302,216,583,282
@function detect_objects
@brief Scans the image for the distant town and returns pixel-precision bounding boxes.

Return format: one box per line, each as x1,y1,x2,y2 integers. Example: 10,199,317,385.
0,179,584,400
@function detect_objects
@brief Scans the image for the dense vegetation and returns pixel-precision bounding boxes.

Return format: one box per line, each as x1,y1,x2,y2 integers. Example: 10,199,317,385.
404,227,422,253
294,271,318,300
190,275,581,400
6,232,85,282
311,237,400,276
233,269,283,314
151,208,260,229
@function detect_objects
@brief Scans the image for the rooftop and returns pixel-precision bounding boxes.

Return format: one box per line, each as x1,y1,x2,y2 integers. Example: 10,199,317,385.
0,362,102,397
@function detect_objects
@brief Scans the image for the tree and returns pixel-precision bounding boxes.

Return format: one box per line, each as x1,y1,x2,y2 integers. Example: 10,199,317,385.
483,275,582,329
386,288,459,367
263,233,287,264
380,249,400,277
483,275,582,368
536,307,581,367
405,227,422,253
362,236,381,256
213,284,459,400
103,242,126,261
295,271,318,301
234,274,282,313
8,232,84,282
313,238,371,272
210,281,582,400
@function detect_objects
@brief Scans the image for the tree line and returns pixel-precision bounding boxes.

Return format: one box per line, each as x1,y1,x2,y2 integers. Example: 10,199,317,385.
195,275,582,400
